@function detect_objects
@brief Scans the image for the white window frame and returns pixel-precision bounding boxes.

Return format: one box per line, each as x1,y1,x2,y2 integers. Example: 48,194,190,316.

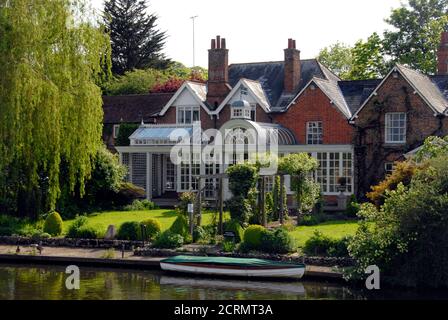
113,124,120,139
306,121,323,145
384,162,395,176
385,112,406,144
176,106,200,124
232,108,243,118
311,152,354,195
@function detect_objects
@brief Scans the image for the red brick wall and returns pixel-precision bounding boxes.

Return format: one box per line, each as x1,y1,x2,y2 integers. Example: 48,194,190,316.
353,73,447,198
274,86,353,144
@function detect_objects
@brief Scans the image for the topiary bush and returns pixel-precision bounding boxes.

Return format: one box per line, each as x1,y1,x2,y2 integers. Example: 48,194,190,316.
140,218,161,240
261,228,295,254
153,230,184,249
43,212,63,236
243,225,267,250
223,219,244,243
169,214,190,238
117,221,141,240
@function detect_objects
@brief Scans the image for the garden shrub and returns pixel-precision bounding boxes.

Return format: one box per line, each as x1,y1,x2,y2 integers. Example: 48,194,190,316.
43,212,63,236
299,214,322,226
31,231,51,240
178,191,196,214
124,199,157,211
117,221,141,240
140,218,161,240
223,219,244,243
260,228,295,254
225,196,252,224
303,231,335,256
243,225,267,250
153,230,184,249
193,226,207,243
169,214,190,239
348,153,448,288
72,226,101,239
303,231,350,257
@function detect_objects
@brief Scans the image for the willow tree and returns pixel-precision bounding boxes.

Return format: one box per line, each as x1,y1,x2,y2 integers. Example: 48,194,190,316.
0,0,111,218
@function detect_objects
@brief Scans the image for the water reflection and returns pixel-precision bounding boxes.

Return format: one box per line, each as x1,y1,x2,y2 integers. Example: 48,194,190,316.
0,264,446,300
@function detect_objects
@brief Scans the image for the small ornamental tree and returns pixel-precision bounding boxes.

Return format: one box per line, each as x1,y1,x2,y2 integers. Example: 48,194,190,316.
272,175,288,221
115,124,139,146
279,154,320,225
225,163,258,224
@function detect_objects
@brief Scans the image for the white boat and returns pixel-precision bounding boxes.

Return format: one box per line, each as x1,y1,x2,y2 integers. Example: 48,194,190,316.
160,255,306,279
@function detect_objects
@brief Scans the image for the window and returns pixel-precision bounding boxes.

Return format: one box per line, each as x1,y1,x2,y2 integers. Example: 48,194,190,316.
232,108,243,118
113,124,120,139
179,152,200,191
250,104,256,121
177,106,200,124
314,152,353,194
384,162,395,175
265,176,274,192
385,113,406,144
307,122,323,145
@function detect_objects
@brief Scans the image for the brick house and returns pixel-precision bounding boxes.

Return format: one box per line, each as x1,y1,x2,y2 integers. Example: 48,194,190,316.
106,33,448,207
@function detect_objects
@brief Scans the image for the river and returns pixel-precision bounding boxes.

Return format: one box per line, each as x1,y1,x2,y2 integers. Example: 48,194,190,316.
0,264,446,300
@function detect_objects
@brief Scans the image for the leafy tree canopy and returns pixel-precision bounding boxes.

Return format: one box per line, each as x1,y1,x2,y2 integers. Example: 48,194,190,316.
0,0,111,218
383,0,448,74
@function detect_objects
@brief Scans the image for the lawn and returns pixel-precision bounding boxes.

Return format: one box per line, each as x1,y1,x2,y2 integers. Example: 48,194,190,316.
289,220,360,248
63,209,227,234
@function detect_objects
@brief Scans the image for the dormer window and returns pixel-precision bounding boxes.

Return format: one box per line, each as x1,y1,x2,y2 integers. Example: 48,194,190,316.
231,100,251,119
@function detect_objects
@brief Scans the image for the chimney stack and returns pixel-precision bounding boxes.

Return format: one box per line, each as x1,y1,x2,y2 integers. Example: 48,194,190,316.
284,38,301,94
437,31,448,75
207,35,231,107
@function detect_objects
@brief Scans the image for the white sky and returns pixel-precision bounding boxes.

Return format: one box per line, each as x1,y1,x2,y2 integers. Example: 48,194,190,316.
91,0,402,68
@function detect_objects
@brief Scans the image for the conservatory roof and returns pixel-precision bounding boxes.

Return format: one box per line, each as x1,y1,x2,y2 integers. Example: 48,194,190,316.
129,125,193,145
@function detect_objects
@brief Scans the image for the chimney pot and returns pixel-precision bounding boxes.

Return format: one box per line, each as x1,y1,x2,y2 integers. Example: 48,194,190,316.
211,39,216,50
437,31,448,75
288,38,292,49
216,35,221,49
293,40,296,49
221,38,226,49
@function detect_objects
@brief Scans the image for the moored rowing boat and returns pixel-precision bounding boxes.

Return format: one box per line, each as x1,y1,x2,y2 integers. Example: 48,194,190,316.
160,255,306,279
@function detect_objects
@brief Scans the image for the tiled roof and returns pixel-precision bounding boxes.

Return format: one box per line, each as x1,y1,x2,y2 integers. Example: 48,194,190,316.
102,93,174,124
397,65,448,114
338,79,381,116
313,77,352,118
228,59,331,110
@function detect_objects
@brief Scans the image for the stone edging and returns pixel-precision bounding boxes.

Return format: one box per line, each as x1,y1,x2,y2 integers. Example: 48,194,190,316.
0,236,144,250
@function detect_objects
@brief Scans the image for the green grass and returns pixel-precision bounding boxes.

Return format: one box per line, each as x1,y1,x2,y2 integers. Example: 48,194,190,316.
63,209,226,235
289,220,360,248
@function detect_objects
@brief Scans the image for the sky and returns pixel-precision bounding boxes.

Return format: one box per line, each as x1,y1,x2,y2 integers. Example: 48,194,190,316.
91,0,402,68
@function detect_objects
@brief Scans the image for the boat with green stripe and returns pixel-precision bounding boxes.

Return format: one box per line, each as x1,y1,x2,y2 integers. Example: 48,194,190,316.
160,255,306,279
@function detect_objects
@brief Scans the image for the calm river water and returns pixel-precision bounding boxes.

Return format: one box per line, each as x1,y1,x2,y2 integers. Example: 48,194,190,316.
0,264,447,300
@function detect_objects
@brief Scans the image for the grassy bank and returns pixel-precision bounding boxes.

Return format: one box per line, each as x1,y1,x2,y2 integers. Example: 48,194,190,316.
290,220,360,248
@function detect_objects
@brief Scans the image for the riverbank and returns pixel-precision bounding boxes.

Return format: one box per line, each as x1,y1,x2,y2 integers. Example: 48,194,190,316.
0,245,343,280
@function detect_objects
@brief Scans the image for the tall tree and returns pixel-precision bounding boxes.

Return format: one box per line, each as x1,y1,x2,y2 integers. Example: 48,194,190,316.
318,34,388,80
104,0,170,75
318,42,353,80
383,0,448,74
349,33,389,80
0,0,111,218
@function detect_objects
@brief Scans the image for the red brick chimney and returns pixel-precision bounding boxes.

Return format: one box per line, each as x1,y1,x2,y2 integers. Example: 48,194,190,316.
207,35,231,108
284,38,301,94
437,31,448,75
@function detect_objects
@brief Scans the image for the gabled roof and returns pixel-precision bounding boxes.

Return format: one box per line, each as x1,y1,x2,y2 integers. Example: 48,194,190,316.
228,59,336,111
102,93,174,124
351,64,448,120
159,81,210,116
213,78,271,114
284,77,352,119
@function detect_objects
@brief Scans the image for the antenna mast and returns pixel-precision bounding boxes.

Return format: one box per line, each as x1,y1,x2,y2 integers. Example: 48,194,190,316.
190,15,198,67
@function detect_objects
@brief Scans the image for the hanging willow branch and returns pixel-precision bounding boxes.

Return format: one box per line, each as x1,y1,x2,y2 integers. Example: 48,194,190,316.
0,0,111,216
